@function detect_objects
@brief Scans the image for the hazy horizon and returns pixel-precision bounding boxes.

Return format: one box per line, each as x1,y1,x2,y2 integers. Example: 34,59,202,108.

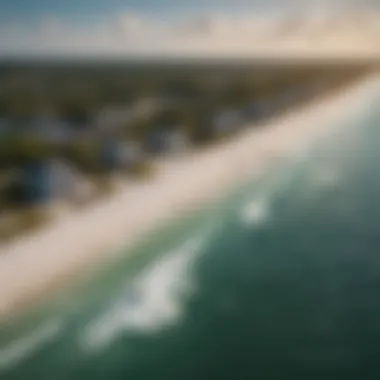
0,0,378,59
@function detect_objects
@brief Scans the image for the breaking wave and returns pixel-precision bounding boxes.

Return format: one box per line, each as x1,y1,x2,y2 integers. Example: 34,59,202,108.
82,234,207,352
240,198,270,227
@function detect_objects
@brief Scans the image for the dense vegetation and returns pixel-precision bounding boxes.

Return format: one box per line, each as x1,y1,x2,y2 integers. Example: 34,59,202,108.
0,60,374,241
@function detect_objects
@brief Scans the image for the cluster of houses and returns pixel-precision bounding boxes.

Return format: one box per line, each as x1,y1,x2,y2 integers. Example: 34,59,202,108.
0,78,328,237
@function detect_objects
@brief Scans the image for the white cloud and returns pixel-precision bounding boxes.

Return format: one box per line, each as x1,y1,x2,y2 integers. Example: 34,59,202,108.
0,9,379,59
115,12,144,36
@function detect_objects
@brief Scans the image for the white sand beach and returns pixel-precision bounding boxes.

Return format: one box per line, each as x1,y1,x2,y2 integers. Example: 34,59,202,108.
0,73,379,322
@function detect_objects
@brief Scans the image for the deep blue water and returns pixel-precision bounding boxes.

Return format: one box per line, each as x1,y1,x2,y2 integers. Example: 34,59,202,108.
1,84,380,380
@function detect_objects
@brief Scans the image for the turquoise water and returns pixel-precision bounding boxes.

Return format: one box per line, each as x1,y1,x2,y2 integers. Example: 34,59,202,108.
1,87,380,379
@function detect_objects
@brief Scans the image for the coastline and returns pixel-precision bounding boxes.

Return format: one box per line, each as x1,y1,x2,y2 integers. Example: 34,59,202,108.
0,74,378,322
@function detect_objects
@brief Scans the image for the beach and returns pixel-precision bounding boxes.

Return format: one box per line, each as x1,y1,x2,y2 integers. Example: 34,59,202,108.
0,73,378,322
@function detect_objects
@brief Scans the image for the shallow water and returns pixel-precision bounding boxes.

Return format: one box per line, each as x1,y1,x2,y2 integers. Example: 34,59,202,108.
1,86,380,379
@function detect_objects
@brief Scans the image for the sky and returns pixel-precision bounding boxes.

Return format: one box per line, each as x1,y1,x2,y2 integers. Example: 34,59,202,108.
0,0,329,18
0,0,376,58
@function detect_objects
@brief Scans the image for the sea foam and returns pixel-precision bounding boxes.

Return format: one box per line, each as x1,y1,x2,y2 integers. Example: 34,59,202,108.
82,234,207,352
240,198,270,227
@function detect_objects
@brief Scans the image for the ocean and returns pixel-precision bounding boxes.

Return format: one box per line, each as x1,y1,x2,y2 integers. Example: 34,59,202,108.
1,84,380,380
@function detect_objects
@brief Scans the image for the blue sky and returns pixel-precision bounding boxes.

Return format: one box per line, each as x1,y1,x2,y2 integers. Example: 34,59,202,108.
0,0,375,58
0,0,372,25
0,0,303,38
0,0,338,21
0,0,260,15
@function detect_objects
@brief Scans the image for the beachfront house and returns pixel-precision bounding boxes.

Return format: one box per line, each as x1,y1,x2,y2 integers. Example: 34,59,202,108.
18,160,50,205
133,97,164,118
144,128,190,155
100,139,146,171
26,117,74,143
18,158,95,207
93,106,134,136
210,110,243,137
245,99,275,121
163,129,190,154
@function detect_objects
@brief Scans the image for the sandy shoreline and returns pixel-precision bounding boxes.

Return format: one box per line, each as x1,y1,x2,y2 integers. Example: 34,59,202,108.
0,74,379,322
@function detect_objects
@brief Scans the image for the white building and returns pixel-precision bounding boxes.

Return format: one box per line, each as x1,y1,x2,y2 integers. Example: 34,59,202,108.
211,110,243,136
27,117,74,143
48,159,96,205
94,106,134,134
